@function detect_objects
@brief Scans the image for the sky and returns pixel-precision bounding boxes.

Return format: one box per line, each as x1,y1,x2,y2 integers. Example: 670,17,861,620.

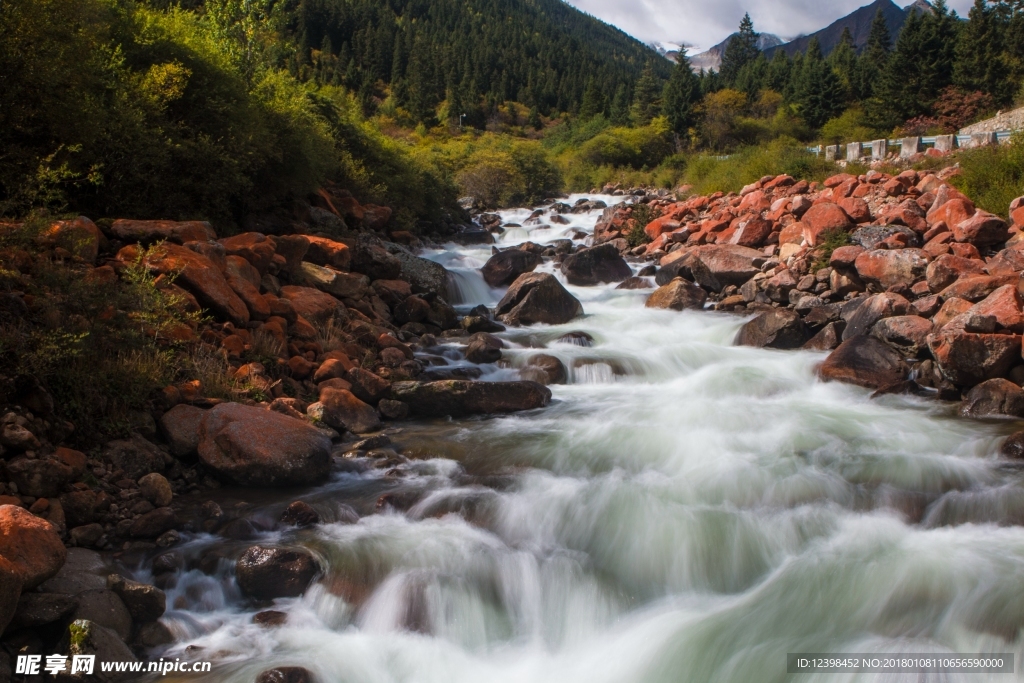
562,0,978,54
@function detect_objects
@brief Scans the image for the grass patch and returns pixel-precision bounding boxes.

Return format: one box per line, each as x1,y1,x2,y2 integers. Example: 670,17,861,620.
951,133,1024,219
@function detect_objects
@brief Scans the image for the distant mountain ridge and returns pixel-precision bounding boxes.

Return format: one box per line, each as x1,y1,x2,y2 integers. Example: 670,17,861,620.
689,0,933,71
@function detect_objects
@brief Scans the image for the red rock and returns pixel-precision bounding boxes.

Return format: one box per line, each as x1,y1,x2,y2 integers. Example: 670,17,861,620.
928,198,976,231
949,243,982,260
41,217,105,263
690,244,765,291
1011,205,1024,227
119,243,249,326
111,220,215,245
779,222,805,245
645,279,707,311
362,204,393,231
311,387,381,433
802,203,853,243
927,331,1022,387
304,236,352,272
225,256,271,320
926,254,987,293
0,505,66,589
940,275,1016,303
883,178,905,197
199,403,331,486
924,233,954,260
933,297,974,330
854,249,929,290
279,286,341,322
913,294,943,318
830,245,865,271
969,285,1024,333
818,336,909,389
729,218,772,248
986,249,1024,277
960,378,1024,417
288,356,314,380
872,315,933,355
838,198,871,223
644,215,680,240
313,358,349,383
292,315,318,340
219,233,276,274
824,174,856,189
790,195,813,217
953,211,1009,246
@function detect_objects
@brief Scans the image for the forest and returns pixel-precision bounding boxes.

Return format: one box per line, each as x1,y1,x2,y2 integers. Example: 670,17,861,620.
2,0,1024,226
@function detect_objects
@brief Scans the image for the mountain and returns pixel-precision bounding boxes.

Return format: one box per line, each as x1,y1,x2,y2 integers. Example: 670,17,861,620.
763,0,932,59
690,33,785,72
289,0,670,118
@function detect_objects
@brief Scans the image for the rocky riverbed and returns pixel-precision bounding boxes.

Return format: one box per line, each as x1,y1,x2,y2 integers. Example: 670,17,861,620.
3,174,1024,682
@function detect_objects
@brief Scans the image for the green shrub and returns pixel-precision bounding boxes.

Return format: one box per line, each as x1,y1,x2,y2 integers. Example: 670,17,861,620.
951,133,1024,219
626,203,662,248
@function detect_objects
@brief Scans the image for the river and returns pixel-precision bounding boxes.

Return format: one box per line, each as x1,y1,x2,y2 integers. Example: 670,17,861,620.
148,196,1024,682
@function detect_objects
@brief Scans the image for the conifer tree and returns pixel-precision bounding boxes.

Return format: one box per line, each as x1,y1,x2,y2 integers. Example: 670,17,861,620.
795,38,845,129
720,13,760,86
853,9,891,100
954,0,1013,103
579,79,606,120
662,51,702,135
827,27,858,98
609,84,630,125
629,64,661,126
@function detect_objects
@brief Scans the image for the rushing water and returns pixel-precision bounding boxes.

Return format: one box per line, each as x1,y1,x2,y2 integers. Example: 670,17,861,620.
148,197,1024,682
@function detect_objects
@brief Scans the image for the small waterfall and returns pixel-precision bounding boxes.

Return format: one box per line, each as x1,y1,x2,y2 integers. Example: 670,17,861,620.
446,269,495,307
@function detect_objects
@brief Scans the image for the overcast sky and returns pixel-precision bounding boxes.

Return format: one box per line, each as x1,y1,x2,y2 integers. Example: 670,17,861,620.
563,0,978,53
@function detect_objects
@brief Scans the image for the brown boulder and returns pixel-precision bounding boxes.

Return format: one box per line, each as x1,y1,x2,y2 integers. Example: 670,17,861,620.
953,211,1009,246
119,243,249,326
729,218,773,247
111,219,215,245
830,245,865,271
495,273,583,326
802,203,853,245
735,309,808,349
925,254,986,293
42,217,106,263
645,278,708,311
871,315,933,356
482,250,541,288
345,368,391,405
560,243,632,286
0,505,67,589
304,236,352,271
939,275,1015,303
691,244,764,290
219,233,276,274
818,336,909,390
959,378,1024,418
389,380,551,417
853,249,928,290
843,293,911,340
521,355,568,385
158,404,204,458
198,403,331,486
970,285,1024,333
927,331,1022,387
236,546,320,600
279,285,341,322
309,388,381,434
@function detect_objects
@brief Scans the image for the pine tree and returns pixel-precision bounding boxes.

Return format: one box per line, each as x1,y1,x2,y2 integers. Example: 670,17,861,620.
853,8,892,100
609,84,630,125
662,51,702,136
629,64,661,126
954,0,1013,104
827,27,857,98
794,38,845,129
720,13,760,86
579,78,606,120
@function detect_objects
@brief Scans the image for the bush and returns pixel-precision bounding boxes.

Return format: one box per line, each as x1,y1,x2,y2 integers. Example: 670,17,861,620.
626,203,661,248
952,133,1024,219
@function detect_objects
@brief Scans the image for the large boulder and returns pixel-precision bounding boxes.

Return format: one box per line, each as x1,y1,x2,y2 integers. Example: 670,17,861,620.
54,619,138,682
299,262,369,300
0,505,67,589
71,589,133,640
5,455,75,498
644,278,707,311
927,331,1022,387
110,219,215,245
871,315,933,356
842,293,912,340
236,546,320,600
119,243,249,326
219,233,277,274
351,238,402,281
495,273,583,326
464,332,504,363
690,244,764,291
389,380,551,417
390,248,451,297
197,403,331,486
158,404,204,458
102,434,166,481
0,557,21,634
854,249,929,291
304,235,351,271
970,285,1024,333
801,202,853,245
559,243,632,286
108,574,166,623
818,336,909,390
926,254,987,293
735,309,808,349
959,379,1024,418
279,285,342,322
308,388,381,434
481,250,541,288
953,211,1009,246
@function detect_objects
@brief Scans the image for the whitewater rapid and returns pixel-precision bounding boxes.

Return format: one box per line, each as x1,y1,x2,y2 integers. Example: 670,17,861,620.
149,196,1024,682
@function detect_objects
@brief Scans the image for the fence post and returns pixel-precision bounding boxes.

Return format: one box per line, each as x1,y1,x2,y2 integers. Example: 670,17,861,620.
871,139,888,161
900,136,922,159
846,142,863,162
934,134,958,153
826,145,839,161
969,132,998,148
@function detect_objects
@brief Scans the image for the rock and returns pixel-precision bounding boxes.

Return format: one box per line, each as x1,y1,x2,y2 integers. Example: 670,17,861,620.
309,388,381,434
849,225,919,250
481,250,540,288
345,368,391,405
378,399,409,420
843,293,911,340
138,473,173,508
69,524,104,548
735,309,809,349
389,380,551,417
102,434,166,481
351,239,402,281
871,316,933,356
520,354,568,385
390,249,451,297
970,285,1024,333
559,243,632,286
939,275,1014,303
953,211,1009,246
927,331,1022,387
120,242,249,326
253,610,288,627
465,332,503,363
730,218,773,247
830,245,865,270
136,620,174,648
804,321,845,351
157,404,204,458
129,507,176,539
42,217,106,263
72,590,132,641
801,202,853,243
854,249,928,290
38,549,108,595
236,546,320,600
959,379,1024,418
0,505,66,589
926,254,986,293
495,273,583,326
299,262,369,300
644,278,707,311
255,667,314,683
198,403,332,486
303,235,351,271
818,336,909,390
615,276,653,290
691,244,764,291
0,558,20,634
556,331,594,347
107,574,165,623
5,455,73,498
1001,431,1024,459
279,285,341,322
8,592,78,630
110,219,215,245
54,619,138,682
280,502,320,528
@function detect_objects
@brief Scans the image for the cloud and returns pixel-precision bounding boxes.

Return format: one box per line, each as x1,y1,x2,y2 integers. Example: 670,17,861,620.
564,0,978,52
